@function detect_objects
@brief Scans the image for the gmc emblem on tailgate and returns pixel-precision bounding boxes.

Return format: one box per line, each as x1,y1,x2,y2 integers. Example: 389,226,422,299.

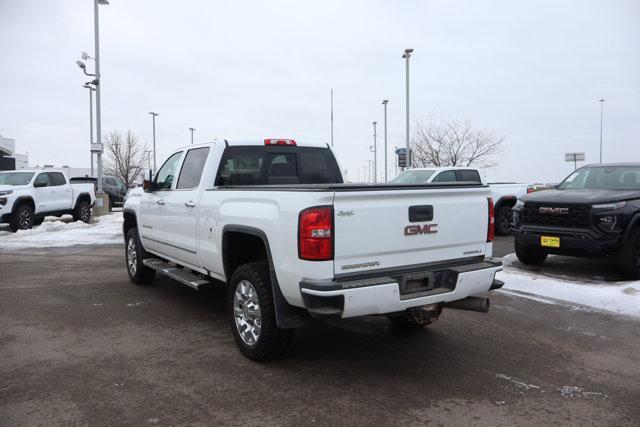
404,224,438,235
539,207,569,215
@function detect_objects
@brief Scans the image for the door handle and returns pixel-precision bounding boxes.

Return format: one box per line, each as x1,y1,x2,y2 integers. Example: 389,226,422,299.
157,199,165,205
185,201,196,208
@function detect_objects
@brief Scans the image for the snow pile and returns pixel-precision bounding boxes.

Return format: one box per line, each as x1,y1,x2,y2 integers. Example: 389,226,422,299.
0,213,123,250
497,254,640,318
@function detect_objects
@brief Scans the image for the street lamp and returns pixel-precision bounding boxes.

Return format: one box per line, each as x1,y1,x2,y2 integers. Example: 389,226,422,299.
382,100,389,182
366,160,374,183
149,112,159,171
370,122,378,183
330,89,334,147
599,99,605,163
82,83,96,176
402,48,413,168
189,127,196,145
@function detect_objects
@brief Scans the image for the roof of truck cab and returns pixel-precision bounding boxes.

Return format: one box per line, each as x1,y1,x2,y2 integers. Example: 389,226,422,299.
174,139,330,151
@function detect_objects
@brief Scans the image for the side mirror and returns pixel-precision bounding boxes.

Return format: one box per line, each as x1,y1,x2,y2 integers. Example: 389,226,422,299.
34,182,46,188
143,180,153,192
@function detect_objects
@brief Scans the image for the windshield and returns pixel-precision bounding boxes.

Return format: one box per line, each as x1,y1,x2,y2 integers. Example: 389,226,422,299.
391,170,436,183
558,166,640,190
0,172,34,186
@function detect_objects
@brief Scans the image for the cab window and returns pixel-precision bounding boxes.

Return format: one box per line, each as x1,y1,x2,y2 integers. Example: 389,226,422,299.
432,170,456,183
456,169,481,183
155,151,183,190
34,173,51,187
176,147,210,189
50,172,67,186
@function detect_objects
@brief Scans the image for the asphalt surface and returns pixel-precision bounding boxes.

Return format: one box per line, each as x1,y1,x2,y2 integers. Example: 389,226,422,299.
1,237,640,425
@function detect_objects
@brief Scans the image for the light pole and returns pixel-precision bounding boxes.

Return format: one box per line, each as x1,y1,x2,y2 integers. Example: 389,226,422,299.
370,122,378,183
330,89,334,147
382,100,388,182
189,127,196,145
394,145,398,177
599,99,605,163
402,48,413,168
82,83,95,176
144,150,152,169
149,112,158,171
366,160,374,183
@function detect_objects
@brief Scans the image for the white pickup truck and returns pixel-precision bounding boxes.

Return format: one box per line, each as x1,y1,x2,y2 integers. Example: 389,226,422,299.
0,170,95,231
392,167,528,236
122,139,503,361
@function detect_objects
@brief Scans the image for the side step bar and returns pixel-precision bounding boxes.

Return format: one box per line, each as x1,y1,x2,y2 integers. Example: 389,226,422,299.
143,258,212,290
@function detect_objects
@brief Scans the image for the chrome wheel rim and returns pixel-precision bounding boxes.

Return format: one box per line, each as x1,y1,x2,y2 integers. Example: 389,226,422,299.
499,211,510,232
80,204,90,222
127,237,137,276
19,210,31,229
233,280,262,346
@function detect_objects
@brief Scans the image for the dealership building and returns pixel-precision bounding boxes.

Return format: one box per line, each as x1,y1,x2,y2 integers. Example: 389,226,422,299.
0,135,29,171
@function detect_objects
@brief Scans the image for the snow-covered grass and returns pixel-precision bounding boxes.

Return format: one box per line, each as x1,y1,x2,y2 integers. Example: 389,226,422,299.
0,213,123,250
497,254,640,318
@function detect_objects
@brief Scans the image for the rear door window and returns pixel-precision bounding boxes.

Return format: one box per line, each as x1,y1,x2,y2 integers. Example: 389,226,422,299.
432,170,456,183
456,169,481,183
49,172,67,186
177,147,210,189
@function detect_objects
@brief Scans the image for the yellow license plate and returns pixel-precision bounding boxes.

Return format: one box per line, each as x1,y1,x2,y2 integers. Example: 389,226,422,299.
540,236,560,248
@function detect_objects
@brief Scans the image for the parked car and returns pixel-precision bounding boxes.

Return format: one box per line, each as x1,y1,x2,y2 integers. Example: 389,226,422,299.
0,170,95,231
69,175,127,211
122,139,503,361
512,163,640,278
391,167,528,235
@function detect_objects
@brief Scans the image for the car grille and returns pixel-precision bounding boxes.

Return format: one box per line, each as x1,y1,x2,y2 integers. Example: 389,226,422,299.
522,203,591,228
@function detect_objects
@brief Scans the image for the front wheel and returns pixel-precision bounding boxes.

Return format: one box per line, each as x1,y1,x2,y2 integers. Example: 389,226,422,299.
73,200,91,223
229,262,293,362
495,207,513,236
9,204,34,232
616,228,640,280
515,239,548,265
125,227,156,285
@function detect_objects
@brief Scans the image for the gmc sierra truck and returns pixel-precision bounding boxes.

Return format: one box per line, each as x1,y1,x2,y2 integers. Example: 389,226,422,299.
0,170,95,231
512,163,640,279
392,166,528,236
122,139,503,361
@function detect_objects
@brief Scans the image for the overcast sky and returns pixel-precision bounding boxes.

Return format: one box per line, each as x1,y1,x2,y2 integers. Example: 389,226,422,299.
1,0,638,183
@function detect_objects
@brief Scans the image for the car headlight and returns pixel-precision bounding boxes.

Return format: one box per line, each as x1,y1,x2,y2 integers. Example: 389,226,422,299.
0,190,13,196
597,215,619,231
592,201,626,211
0,197,7,206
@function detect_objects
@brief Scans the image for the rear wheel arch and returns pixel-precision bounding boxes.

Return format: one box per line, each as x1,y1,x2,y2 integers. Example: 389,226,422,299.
75,192,92,208
494,196,518,212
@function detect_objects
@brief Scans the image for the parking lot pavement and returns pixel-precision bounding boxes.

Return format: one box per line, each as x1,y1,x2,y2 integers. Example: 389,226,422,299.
1,245,640,425
492,234,515,258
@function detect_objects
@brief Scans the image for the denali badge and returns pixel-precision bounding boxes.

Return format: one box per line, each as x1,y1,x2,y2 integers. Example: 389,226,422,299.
404,224,438,235
336,209,355,217
539,207,569,215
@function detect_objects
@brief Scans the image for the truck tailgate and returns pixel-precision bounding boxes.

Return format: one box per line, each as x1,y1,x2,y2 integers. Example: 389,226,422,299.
332,186,490,275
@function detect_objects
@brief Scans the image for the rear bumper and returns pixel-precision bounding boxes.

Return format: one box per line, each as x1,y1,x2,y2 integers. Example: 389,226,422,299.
299,258,502,318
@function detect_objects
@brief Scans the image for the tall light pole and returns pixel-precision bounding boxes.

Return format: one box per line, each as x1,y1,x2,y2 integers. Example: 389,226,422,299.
330,89,334,147
402,48,413,168
394,146,398,177
382,100,389,182
599,99,605,163
370,122,378,183
93,0,109,200
189,127,196,145
149,112,158,171
366,160,374,183
144,150,152,169
82,83,95,176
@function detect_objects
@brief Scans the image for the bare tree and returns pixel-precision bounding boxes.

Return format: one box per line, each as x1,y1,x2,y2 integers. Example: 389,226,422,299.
410,116,504,168
103,130,148,187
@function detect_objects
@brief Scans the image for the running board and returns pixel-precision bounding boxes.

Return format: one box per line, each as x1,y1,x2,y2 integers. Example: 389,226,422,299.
143,258,212,290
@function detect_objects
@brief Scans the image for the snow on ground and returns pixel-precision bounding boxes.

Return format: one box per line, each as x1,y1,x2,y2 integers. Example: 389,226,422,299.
0,213,123,250
497,254,640,318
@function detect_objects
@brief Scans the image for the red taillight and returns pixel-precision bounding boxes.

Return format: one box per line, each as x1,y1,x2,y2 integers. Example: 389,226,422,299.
265,138,297,146
487,197,495,242
298,206,333,261
527,187,534,193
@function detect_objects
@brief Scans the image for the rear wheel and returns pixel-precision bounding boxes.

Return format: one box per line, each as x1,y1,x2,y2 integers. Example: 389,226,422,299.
229,262,293,361
617,228,640,280
108,197,113,212
515,239,548,265
125,227,156,285
9,204,34,232
495,206,513,236
73,200,91,223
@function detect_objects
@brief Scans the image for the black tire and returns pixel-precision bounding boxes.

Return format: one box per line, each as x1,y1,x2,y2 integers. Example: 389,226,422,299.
33,217,45,226
616,228,640,280
495,206,513,236
125,227,156,285
108,197,113,212
9,204,34,232
515,239,548,265
228,262,294,362
72,200,92,223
